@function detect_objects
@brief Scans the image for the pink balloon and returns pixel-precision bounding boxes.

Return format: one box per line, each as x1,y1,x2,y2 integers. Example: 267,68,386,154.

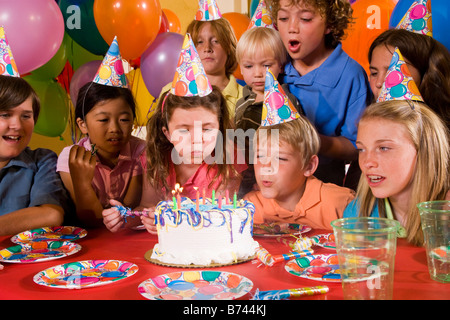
69,60,102,105
268,92,285,109
385,70,404,88
410,4,426,20
0,0,65,74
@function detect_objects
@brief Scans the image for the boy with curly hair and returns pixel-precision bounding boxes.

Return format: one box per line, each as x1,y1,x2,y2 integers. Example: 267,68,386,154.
266,0,372,189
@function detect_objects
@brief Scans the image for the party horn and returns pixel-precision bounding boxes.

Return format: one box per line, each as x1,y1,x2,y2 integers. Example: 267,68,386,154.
252,286,329,300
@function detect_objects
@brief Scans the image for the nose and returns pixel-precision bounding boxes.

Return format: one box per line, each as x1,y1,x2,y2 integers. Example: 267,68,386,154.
288,16,299,33
108,119,122,133
359,151,378,170
8,115,22,130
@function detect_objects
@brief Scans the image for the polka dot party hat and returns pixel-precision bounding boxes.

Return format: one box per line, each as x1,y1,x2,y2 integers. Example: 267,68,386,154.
248,0,275,29
261,68,300,126
396,0,432,37
376,47,424,102
0,26,19,77
170,33,212,97
93,36,128,88
195,0,222,21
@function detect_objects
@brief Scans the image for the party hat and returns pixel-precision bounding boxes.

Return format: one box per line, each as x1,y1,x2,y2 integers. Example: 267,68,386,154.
261,68,301,126
396,0,432,37
376,47,424,102
170,33,212,97
0,26,19,77
248,0,275,29
195,0,222,21
93,36,128,88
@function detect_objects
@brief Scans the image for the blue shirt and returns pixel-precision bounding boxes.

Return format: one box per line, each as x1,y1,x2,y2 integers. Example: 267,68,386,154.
0,147,72,216
343,199,380,218
282,43,372,147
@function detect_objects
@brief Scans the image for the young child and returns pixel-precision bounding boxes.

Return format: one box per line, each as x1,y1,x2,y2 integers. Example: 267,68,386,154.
57,38,145,227
102,34,246,233
244,115,355,230
344,100,450,246
368,29,450,130
267,0,372,188
0,75,70,236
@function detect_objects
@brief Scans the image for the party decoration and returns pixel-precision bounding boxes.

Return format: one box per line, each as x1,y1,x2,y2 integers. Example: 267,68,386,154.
285,254,342,282
0,0,65,74
93,37,128,88
31,32,69,80
252,286,329,300
58,0,109,55
0,241,81,264
248,0,275,29
11,226,87,244
261,68,301,126
170,33,212,97
396,0,432,36
140,32,184,97
69,60,102,106
163,9,182,34
158,10,170,34
195,0,222,21
93,0,162,60
0,26,19,77
65,34,103,72
376,47,424,102
127,68,155,126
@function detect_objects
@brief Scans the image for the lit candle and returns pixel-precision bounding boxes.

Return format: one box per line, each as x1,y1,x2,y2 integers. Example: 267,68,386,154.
212,189,215,205
225,189,230,205
233,191,237,209
175,183,182,210
202,188,206,205
172,190,177,210
194,187,199,212
218,195,222,209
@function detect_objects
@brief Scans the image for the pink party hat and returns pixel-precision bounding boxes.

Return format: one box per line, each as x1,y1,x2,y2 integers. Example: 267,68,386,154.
396,0,432,37
195,0,222,21
248,0,275,29
0,26,19,77
93,36,128,88
170,33,212,97
376,47,424,102
261,68,300,126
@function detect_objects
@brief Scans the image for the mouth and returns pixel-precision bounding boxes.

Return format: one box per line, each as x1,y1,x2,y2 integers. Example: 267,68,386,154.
2,135,22,143
261,180,273,187
366,175,385,186
288,39,301,52
253,81,265,87
107,138,122,146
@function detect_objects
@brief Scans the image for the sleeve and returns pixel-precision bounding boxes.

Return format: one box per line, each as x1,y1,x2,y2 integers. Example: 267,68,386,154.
56,145,73,173
130,137,146,176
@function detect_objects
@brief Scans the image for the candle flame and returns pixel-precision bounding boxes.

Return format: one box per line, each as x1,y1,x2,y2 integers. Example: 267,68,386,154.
174,183,183,193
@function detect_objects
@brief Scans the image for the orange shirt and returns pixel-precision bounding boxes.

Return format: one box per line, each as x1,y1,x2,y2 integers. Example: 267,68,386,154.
244,177,355,230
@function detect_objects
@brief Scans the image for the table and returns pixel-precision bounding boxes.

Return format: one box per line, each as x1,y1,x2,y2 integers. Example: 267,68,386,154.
0,226,448,302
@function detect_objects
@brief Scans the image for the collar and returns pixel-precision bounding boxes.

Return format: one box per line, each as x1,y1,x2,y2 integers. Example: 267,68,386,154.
242,85,257,100
222,75,243,100
2,147,37,171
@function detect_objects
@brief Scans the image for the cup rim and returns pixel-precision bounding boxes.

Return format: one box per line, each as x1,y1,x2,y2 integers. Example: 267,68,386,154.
417,200,450,213
331,217,400,233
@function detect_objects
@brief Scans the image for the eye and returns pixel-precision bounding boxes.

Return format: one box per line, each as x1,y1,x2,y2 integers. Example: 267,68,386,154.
0,112,10,118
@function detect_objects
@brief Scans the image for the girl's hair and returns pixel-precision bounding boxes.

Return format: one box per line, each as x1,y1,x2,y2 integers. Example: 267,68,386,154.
368,29,450,129
236,27,288,67
356,100,450,246
75,82,137,121
255,115,320,169
0,75,40,123
186,19,238,78
266,0,353,48
145,86,237,195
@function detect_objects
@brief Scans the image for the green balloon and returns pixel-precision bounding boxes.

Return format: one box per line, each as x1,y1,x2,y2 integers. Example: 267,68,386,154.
30,33,69,80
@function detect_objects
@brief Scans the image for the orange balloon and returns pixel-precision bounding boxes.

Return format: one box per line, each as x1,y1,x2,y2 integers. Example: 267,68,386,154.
94,0,162,60
163,9,181,34
341,0,397,76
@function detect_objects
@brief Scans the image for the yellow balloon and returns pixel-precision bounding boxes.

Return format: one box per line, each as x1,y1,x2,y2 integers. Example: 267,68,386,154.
183,271,201,282
128,68,156,126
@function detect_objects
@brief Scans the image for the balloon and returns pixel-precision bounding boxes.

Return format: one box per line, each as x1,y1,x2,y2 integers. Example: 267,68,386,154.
69,60,102,106
389,0,450,52
0,0,65,74
159,10,170,34
127,68,156,126
65,35,103,72
59,0,109,56
342,0,397,75
31,33,69,80
222,12,251,81
24,76,70,137
93,0,162,60
163,9,182,34
140,32,184,98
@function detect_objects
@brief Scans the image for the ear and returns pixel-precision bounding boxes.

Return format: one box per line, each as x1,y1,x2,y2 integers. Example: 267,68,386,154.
162,126,171,142
76,118,89,135
303,155,319,177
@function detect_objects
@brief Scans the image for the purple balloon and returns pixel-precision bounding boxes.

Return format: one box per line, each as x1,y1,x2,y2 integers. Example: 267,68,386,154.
140,32,184,97
0,0,65,74
69,60,102,106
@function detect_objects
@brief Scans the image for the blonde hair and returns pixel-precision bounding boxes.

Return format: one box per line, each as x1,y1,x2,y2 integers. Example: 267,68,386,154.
356,100,450,246
236,27,288,66
255,116,320,169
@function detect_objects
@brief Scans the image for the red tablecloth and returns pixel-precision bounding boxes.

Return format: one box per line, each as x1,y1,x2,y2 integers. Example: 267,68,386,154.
0,227,448,300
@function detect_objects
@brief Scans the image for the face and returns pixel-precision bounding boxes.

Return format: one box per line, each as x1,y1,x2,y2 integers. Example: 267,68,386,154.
0,97,34,168
276,0,330,68
356,118,417,203
77,98,134,160
195,23,228,77
240,50,283,99
163,106,220,165
369,45,422,100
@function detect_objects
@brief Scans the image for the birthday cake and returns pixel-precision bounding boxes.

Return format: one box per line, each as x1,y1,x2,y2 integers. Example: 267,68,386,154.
150,197,259,266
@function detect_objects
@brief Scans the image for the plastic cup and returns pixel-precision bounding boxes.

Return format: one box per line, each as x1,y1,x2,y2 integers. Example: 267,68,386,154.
417,201,450,283
331,217,399,300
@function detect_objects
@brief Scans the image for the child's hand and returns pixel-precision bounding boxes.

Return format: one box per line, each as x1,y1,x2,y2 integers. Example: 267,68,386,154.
68,145,96,184
102,199,125,232
141,208,157,234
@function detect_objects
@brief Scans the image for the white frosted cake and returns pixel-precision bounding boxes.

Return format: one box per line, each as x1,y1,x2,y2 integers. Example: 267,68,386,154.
150,197,259,266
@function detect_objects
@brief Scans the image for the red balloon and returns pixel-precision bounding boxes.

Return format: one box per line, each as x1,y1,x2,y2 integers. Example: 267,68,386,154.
159,11,170,34
163,9,181,34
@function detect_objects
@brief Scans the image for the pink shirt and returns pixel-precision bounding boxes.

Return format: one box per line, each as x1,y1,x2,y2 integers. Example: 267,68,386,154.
57,136,146,207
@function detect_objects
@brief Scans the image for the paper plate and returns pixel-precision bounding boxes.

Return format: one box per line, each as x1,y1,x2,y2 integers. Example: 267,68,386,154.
0,241,81,263
138,271,253,300
253,223,311,237
11,226,87,243
33,259,138,289
311,233,336,250
285,254,341,282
